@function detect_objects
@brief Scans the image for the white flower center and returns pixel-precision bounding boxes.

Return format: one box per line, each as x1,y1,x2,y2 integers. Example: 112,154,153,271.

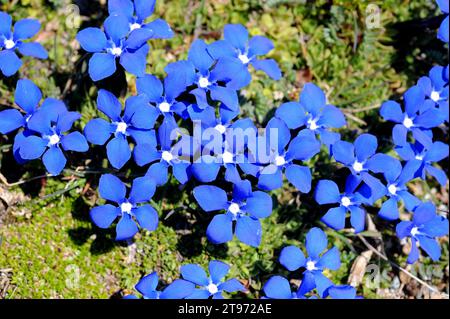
115,122,128,134
308,118,319,131
161,151,173,162
48,134,60,146
120,202,133,214
222,151,234,164
341,196,351,207
238,54,250,64
415,154,424,161
109,46,122,57
403,116,414,129
306,260,317,271
388,184,398,195
274,156,286,166
4,39,15,50
410,226,419,237
207,283,219,294
228,203,240,215
352,161,364,173
215,124,227,134
129,22,141,31
198,77,210,88
430,91,440,102
158,102,171,113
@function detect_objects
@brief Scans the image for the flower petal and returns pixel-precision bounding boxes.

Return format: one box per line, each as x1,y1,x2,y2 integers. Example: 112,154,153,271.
134,205,159,231
13,18,40,40
305,227,328,259
43,146,67,175
0,50,22,77
99,174,126,203
235,216,262,247
17,42,48,59
209,260,230,284
76,28,106,53
90,204,119,228
0,109,24,134
245,191,273,219
206,214,233,244
115,214,139,241
180,264,209,286
89,53,117,82
106,135,131,169
263,276,293,299
84,118,113,145
193,185,228,212
279,246,306,271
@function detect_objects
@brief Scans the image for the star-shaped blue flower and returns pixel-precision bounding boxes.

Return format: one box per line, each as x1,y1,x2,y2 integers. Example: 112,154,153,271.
193,180,273,247
90,174,159,241
396,202,449,264
84,89,157,169
279,227,340,298
0,12,48,76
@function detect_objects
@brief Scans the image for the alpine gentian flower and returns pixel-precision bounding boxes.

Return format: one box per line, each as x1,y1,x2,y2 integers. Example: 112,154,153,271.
377,159,422,221
241,118,320,192
136,73,188,135
315,176,367,233
90,174,158,241
126,271,195,299
436,0,449,43
380,85,445,146
76,14,150,81
189,116,256,184
141,122,192,186
263,276,303,299
165,39,248,111
0,79,67,163
275,83,346,147
327,285,361,299
279,227,340,298
417,65,449,122
0,12,47,76
18,109,88,175
108,0,173,38
396,202,449,264
331,133,396,201
179,261,246,299
193,180,273,247
207,24,282,81
84,89,157,169
395,134,449,186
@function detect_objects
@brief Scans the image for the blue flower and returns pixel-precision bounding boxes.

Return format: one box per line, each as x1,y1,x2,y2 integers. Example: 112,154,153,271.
395,133,449,186
84,89,157,169
331,133,396,201
127,271,195,299
0,79,67,163
76,14,150,81
136,73,188,134
240,118,320,192
141,123,192,186
315,176,367,233
396,202,449,264
108,0,173,38
275,83,346,147
279,227,340,298
263,276,304,299
380,85,445,146
193,180,273,247
0,12,47,76
207,24,281,81
180,261,246,299
377,159,422,221
90,174,158,241
165,39,248,111
436,0,449,43
417,64,449,122
18,109,88,175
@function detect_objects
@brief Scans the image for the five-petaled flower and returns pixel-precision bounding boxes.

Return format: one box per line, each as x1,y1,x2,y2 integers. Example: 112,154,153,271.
18,108,88,175
396,202,449,264
275,83,347,147
90,174,159,241
279,227,341,298
76,14,151,81
84,89,157,169
193,180,273,247
207,24,282,81
179,261,246,299
0,12,48,76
